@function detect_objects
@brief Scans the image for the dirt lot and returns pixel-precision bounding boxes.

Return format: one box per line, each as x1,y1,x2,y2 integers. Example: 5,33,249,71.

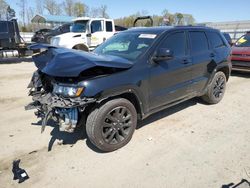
0,59,250,188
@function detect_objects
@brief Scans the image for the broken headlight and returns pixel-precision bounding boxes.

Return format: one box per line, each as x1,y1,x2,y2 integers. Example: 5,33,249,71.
53,84,84,97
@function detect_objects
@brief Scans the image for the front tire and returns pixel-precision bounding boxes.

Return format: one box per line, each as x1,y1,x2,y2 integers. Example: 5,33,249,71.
86,98,137,152
201,71,227,104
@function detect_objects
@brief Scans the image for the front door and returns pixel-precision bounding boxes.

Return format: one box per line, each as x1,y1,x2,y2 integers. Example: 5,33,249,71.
88,20,105,48
149,31,193,110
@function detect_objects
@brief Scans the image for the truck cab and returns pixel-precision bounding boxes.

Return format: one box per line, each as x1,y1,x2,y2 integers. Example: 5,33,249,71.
50,17,115,51
0,19,21,50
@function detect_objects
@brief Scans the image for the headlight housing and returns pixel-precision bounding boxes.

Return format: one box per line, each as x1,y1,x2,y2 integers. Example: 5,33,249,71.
53,84,84,97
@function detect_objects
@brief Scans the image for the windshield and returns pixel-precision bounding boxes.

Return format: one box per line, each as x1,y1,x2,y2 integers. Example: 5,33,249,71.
71,20,88,33
94,32,157,61
235,35,250,47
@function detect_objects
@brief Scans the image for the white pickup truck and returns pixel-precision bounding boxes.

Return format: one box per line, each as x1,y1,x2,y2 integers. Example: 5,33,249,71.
50,17,115,51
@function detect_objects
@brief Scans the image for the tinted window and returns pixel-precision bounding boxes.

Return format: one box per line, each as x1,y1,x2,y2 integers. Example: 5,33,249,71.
61,25,70,32
71,20,88,32
91,20,103,33
208,32,225,48
190,31,209,54
160,32,186,57
0,22,8,33
106,21,113,32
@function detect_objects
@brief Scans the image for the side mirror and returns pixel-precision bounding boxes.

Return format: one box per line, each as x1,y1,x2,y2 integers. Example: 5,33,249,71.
153,48,173,62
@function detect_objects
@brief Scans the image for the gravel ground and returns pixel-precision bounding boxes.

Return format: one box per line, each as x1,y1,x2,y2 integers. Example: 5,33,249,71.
0,60,250,188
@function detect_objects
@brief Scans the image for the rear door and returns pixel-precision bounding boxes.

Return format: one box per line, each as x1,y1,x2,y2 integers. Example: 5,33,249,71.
207,31,230,65
188,31,212,93
149,31,193,110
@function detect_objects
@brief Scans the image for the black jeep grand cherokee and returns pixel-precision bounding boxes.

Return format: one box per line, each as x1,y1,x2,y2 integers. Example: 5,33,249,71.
27,26,232,152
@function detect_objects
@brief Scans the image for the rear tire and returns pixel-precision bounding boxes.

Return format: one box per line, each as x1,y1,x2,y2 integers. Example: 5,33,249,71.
201,71,227,104
86,98,137,152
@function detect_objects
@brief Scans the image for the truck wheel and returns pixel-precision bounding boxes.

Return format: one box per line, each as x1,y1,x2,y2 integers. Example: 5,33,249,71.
73,44,89,52
201,71,227,104
86,98,137,152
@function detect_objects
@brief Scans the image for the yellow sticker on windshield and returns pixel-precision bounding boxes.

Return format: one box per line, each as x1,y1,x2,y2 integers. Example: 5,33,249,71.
238,37,247,44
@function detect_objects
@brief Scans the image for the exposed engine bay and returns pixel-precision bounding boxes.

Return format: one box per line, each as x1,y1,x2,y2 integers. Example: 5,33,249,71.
25,70,96,133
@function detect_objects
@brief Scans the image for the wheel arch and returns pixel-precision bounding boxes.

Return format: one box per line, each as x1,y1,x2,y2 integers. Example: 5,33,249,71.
95,90,145,120
216,66,230,81
208,63,231,85
72,43,89,52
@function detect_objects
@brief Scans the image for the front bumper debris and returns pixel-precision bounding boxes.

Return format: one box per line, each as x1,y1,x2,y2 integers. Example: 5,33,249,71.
26,92,96,109
25,91,96,133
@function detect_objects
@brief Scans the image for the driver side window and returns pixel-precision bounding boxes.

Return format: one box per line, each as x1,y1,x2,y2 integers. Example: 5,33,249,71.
160,32,186,57
91,20,103,33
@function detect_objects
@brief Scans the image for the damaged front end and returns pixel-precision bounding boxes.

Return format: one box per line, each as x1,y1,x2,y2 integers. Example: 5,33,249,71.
26,44,133,133
25,71,95,133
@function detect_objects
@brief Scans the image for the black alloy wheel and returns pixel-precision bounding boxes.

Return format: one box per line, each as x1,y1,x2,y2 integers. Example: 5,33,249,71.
212,75,226,99
201,71,227,104
86,98,137,152
102,106,133,145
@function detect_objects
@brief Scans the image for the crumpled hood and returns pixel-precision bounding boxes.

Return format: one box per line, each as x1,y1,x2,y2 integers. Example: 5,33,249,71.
29,44,133,77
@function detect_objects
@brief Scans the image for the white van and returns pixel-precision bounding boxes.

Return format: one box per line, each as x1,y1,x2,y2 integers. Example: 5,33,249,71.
50,17,115,51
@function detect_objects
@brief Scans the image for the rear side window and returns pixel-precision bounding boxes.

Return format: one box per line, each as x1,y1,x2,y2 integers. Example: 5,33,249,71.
208,32,225,48
106,21,113,32
190,31,209,54
160,32,186,57
0,22,8,33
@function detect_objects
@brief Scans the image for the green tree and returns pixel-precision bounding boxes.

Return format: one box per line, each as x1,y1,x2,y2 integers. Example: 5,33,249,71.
73,2,86,17
176,13,184,25
115,10,195,28
183,14,195,25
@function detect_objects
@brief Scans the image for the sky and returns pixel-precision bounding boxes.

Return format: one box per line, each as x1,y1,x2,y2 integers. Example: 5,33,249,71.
5,0,250,23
